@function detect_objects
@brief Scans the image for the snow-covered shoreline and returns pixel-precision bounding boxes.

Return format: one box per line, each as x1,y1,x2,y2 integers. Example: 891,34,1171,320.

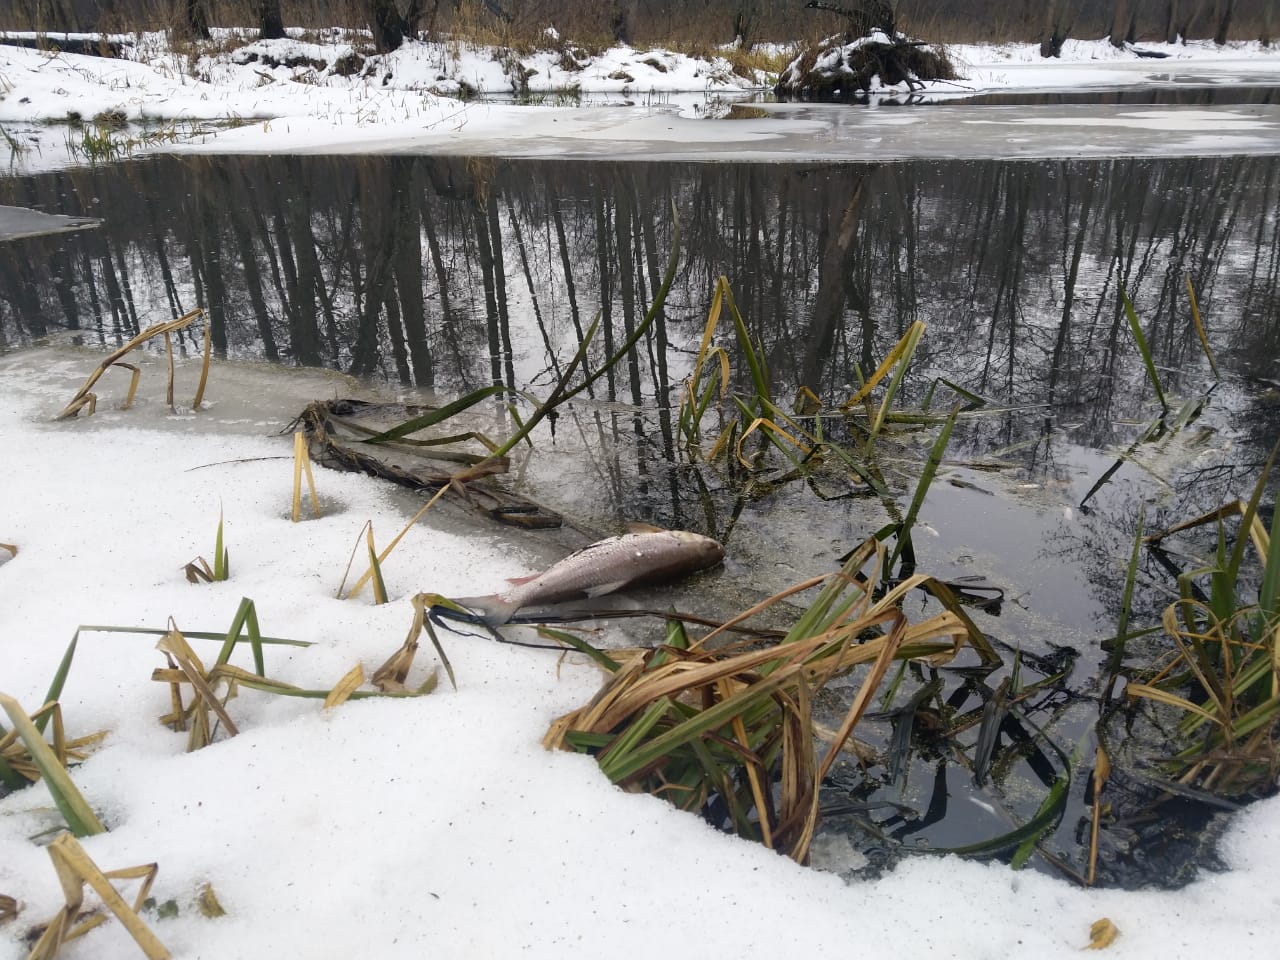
4,26,1280,960
2,31,1280,172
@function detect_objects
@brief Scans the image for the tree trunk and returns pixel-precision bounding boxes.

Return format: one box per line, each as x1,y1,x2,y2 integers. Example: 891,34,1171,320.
370,0,406,53
258,0,285,40
1108,0,1129,47
1213,0,1236,45
1039,0,1072,58
179,0,211,40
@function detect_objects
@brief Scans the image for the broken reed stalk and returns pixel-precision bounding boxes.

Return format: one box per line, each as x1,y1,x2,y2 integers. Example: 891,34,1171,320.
193,321,212,409
291,431,322,522
28,834,169,960
342,482,452,600
56,309,204,420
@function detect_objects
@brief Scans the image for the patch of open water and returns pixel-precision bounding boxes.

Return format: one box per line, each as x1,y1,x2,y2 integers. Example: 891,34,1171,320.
1,147,1277,886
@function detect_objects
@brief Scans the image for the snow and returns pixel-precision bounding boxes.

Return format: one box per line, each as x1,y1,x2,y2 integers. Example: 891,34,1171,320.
3,344,1280,960
3,25,1280,960
1,31,1279,170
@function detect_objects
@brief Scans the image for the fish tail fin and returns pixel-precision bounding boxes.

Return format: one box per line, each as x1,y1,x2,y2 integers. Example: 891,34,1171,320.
450,594,521,627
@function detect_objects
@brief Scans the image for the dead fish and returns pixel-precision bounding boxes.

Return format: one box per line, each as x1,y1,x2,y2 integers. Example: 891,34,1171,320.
453,529,724,627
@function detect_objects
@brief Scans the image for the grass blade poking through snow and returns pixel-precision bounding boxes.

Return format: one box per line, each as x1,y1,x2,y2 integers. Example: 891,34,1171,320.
0,694,105,837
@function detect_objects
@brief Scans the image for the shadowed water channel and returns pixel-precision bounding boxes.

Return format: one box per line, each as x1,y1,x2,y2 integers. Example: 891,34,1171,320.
2,153,1279,886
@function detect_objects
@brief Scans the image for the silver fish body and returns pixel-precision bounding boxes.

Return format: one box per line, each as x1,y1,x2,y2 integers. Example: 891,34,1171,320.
457,530,724,626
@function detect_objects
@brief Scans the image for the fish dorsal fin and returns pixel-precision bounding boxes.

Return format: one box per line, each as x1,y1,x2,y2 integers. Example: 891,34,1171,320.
624,521,666,534
506,573,540,586
584,580,629,598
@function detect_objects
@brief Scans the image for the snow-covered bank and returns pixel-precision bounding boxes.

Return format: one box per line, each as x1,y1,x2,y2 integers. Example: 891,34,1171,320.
3,351,1280,959
1,31,1280,171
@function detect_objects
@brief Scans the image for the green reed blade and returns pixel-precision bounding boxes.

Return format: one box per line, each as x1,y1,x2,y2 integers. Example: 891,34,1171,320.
363,385,509,444
1184,275,1220,380
1104,508,1144,703
1119,286,1167,412
889,404,958,572
76,625,308,646
0,693,105,837
36,633,81,735
535,626,621,673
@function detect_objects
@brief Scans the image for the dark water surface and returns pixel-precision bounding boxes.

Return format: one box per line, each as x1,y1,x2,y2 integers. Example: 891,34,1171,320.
2,153,1278,885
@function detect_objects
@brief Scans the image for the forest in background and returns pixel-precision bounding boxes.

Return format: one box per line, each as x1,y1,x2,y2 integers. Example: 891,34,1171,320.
3,0,1275,51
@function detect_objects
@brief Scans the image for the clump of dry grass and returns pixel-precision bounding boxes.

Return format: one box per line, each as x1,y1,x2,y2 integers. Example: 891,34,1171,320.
545,536,997,862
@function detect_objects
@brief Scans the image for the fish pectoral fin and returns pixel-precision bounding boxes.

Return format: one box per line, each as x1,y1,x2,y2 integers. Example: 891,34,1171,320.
584,580,630,598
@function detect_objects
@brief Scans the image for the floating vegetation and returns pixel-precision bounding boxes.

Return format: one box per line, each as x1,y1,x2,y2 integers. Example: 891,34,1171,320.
57,309,208,420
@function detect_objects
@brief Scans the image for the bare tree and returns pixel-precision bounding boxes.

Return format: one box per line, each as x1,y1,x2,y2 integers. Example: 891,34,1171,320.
258,0,285,39
1039,0,1075,58
1213,0,1236,44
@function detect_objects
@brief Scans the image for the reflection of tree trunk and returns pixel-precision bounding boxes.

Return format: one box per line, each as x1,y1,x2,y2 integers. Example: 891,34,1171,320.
475,201,504,388
50,245,81,332
507,194,558,380
392,161,432,385
192,189,229,356
0,254,45,338
552,202,591,391
594,185,616,401
802,176,867,389
351,163,402,379
486,191,516,389
274,181,322,366
384,290,411,383
1048,165,1094,402
613,176,643,411
421,201,464,383
224,185,279,362
980,175,1030,395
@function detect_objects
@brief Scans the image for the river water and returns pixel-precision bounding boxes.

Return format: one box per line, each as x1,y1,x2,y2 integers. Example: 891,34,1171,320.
1,127,1278,885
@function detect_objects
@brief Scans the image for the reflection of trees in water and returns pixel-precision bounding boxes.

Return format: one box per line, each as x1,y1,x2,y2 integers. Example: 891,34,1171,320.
1,155,1277,458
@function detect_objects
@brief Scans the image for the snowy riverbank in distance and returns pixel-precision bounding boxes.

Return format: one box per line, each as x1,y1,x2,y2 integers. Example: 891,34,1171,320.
1,30,1279,170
